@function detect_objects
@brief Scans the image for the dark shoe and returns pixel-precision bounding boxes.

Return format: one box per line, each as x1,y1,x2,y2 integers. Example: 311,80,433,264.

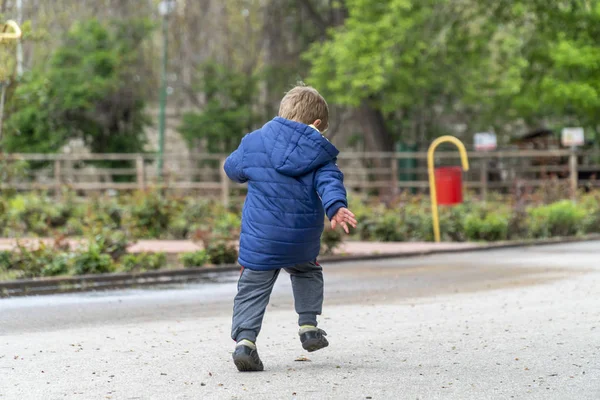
232,343,264,372
299,327,329,352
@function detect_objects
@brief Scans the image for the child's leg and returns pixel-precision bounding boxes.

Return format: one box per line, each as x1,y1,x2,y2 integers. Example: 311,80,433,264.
231,267,281,343
285,261,323,327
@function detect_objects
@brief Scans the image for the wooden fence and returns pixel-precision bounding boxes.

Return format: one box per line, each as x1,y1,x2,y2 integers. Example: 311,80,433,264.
0,149,598,203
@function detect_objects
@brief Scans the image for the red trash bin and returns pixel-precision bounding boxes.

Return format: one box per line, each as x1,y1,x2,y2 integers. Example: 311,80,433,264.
435,167,463,205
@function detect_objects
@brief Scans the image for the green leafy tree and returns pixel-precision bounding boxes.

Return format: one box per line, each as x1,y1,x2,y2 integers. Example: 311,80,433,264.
306,0,600,146
3,18,153,154
0,17,34,143
491,0,600,140
305,0,526,148
178,61,260,154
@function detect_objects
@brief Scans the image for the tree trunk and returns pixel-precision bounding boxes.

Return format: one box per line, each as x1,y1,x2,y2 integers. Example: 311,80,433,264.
356,100,395,198
356,101,393,151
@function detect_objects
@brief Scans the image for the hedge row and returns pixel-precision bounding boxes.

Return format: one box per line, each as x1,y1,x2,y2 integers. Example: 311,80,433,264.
1,190,599,280
0,190,242,240
349,192,600,243
0,227,239,281
4,190,598,242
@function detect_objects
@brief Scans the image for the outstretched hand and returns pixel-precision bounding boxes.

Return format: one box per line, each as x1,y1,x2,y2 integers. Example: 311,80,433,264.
331,207,357,234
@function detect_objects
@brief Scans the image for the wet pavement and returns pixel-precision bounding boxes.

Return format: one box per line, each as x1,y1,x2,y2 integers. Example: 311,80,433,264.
1,242,599,399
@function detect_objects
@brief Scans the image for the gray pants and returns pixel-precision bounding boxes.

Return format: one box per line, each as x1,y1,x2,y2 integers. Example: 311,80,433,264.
231,261,324,343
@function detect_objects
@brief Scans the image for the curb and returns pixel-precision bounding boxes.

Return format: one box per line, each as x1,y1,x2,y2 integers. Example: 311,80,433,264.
0,266,241,298
319,234,600,263
2,235,599,298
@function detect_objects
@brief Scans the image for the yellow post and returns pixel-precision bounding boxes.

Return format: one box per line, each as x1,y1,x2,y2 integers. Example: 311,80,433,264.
0,20,22,42
428,136,470,242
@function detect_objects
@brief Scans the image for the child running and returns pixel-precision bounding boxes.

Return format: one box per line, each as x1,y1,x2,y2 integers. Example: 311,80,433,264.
224,85,356,372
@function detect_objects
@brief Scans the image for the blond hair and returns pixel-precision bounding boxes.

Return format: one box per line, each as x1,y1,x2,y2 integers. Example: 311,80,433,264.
278,85,329,132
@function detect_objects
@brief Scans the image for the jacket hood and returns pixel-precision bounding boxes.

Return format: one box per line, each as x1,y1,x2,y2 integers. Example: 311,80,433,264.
262,117,339,177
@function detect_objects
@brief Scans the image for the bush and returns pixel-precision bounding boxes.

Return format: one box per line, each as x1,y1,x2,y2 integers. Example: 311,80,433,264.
401,205,433,242
84,197,124,230
356,203,434,243
321,226,344,255
439,205,467,242
141,252,167,271
507,207,529,240
348,196,382,240
206,239,238,265
11,242,64,278
120,252,167,272
0,189,596,273
0,198,9,236
528,200,586,238
580,193,600,234
41,253,72,277
372,211,405,242
169,217,191,240
213,212,242,237
163,198,202,239
89,228,130,260
7,194,75,236
179,250,208,268
73,244,115,275
124,190,174,239
464,212,510,242
64,217,85,236
171,201,232,240
355,212,379,241
346,195,367,238
0,251,13,271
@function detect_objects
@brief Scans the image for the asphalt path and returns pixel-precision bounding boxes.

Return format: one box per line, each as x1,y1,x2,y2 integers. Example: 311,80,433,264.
1,242,599,399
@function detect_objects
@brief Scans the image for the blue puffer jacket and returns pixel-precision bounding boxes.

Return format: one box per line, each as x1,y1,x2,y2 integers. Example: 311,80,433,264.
224,117,347,270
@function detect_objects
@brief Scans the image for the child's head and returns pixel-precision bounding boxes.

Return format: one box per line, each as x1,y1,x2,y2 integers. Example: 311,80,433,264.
278,85,329,133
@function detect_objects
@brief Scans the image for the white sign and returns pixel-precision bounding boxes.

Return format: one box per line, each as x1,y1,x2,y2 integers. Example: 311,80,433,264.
474,132,497,151
561,127,585,147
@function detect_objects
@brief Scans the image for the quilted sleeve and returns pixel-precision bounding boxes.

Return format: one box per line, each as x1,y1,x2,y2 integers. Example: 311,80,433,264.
224,138,248,183
314,159,348,220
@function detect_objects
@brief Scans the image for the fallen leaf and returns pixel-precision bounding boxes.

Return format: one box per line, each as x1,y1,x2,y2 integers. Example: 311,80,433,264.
295,356,311,362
